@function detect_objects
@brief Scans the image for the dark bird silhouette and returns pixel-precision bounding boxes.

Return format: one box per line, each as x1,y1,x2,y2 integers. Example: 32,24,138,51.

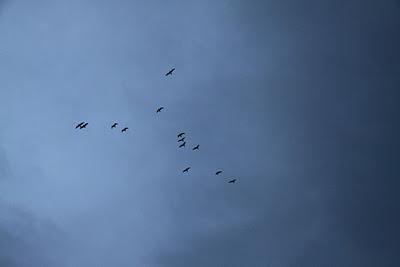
156,107,164,113
121,127,128,133
215,170,222,175
111,122,118,129
75,122,84,129
228,179,237,184
177,137,185,142
179,142,186,148
177,132,185,138
80,122,88,129
165,68,175,76
182,167,191,173
192,144,199,150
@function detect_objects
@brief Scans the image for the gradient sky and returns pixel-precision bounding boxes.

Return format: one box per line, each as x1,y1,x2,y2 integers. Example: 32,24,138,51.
0,0,399,266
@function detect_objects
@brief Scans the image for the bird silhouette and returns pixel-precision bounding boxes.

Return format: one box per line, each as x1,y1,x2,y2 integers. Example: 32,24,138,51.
177,137,185,142
182,167,191,173
121,127,128,132
192,144,199,150
215,170,222,175
179,142,186,148
177,132,185,138
111,122,118,129
228,179,237,184
165,68,175,76
156,107,164,113
75,122,84,129
80,122,88,129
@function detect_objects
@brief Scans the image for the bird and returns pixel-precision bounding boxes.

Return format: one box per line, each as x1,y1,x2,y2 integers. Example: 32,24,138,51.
165,68,175,76
156,107,164,113
215,170,222,175
177,137,185,142
75,122,84,129
80,122,88,129
228,179,237,184
192,144,199,150
182,167,191,173
121,127,128,133
111,122,118,129
177,132,185,138
179,142,186,148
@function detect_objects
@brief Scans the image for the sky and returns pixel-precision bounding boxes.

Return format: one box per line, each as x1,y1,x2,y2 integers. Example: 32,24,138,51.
0,0,399,266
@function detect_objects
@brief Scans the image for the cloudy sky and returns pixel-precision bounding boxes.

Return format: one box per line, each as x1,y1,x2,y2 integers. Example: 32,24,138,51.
0,0,399,266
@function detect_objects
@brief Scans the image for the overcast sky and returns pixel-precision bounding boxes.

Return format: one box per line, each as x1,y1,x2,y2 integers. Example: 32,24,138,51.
0,0,399,266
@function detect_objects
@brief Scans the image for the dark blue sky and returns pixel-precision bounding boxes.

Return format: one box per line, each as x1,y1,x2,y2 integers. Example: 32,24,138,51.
0,0,399,266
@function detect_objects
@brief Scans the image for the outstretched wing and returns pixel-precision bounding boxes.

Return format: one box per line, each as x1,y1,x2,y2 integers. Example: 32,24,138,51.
165,68,175,76
75,122,84,129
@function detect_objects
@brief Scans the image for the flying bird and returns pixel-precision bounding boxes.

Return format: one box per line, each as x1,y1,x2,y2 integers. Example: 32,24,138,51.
121,127,128,133
80,122,88,129
215,171,222,175
111,122,118,129
156,107,164,113
177,137,185,142
182,167,191,173
75,122,84,129
165,68,175,76
228,179,237,184
177,132,185,138
179,142,186,148
192,144,199,150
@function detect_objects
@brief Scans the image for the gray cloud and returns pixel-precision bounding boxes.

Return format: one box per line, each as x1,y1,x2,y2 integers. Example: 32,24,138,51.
0,0,399,266
0,201,69,266
154,1,400,266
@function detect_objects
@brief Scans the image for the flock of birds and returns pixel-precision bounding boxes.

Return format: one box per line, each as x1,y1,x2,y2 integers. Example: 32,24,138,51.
74,67,237,184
